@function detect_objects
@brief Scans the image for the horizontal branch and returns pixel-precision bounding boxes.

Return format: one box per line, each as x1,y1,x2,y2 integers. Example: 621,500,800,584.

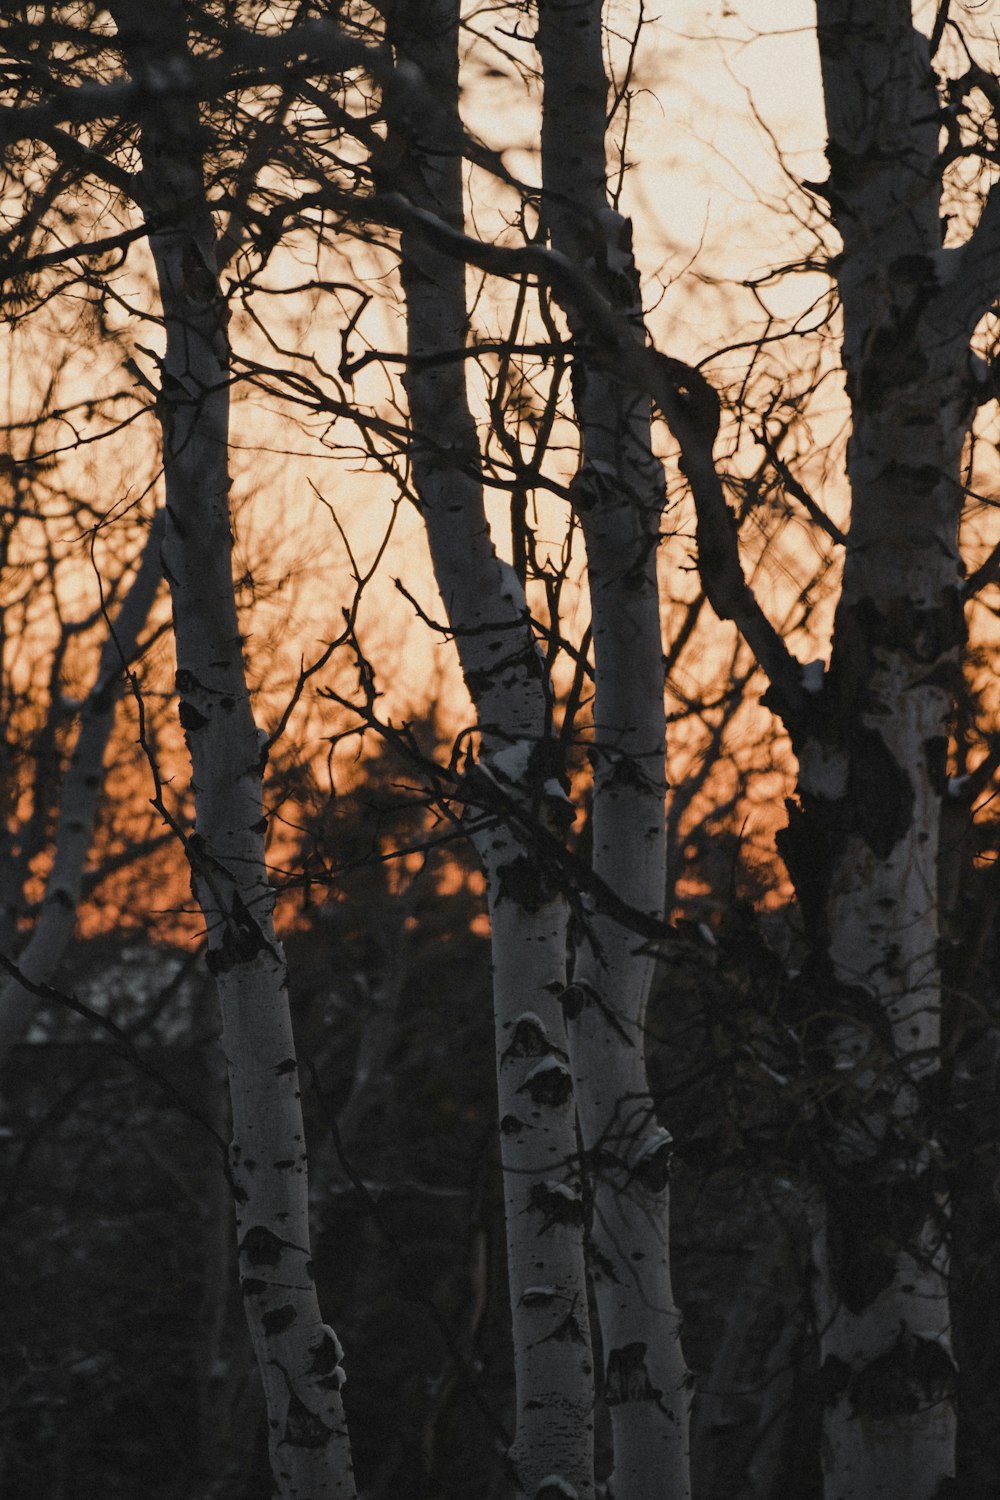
4,217,153,280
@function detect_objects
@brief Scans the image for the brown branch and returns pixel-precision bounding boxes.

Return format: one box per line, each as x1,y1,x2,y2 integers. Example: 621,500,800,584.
930,0,951,58
3,218,153,280
965,536,1000,599
760,431,846,548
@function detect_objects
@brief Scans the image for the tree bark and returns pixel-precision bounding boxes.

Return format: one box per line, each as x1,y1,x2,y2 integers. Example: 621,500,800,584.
382,1,596,1492
0,511,163,1069
535,1,691,1495
770,10,967,1495
111,5,355,1495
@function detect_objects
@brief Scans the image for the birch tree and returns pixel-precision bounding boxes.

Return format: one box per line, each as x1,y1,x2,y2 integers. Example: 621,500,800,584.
784,14,962,1491
381,2,596,1493
106,5,355,1494
370,6,1000,1493
533,4,692,1496
0,511,164,1069
318,0,695,1488
658,6,1000,1496
14,1,1000,1495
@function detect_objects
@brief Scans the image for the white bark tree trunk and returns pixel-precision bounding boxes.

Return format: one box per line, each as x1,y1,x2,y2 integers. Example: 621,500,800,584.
771,9,971,1495
0,510,163,1067
383,2,596,1493
112,5,355,1495
536,2,691,1494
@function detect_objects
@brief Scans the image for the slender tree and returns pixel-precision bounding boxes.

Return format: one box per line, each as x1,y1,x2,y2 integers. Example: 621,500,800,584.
0,511,164,1068
534,1,691,1495
667,6,1000,1495
108,4,355,1494
14,3,1000,1495
381,1,596,1493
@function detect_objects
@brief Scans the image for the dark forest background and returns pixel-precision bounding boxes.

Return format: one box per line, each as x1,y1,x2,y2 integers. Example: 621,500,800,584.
4,735,1000,1500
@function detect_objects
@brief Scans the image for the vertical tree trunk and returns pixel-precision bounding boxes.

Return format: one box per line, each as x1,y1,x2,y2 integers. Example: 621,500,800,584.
193,1031,260,1499
382,2,596,1493
535,1,691,1495
0,511,163,1068
774,9,965,1495
111,6,355,1495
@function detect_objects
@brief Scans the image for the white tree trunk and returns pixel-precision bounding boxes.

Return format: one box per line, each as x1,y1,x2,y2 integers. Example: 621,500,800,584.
484,827,597,1499
788,478,960,1500
536,1,691,1494
384,2,596,1492
112,5,355,1495
775,10,969,1494
0,510,163,1067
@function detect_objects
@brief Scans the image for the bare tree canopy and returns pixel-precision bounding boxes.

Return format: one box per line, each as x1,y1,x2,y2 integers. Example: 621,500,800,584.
3,4,1000,1498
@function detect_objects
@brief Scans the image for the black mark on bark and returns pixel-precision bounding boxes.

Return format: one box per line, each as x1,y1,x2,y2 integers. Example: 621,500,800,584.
179,700,209,732
503,1015,549,1060
240,1225,295,1268
308,1328,344,1376
281,1392,332,1450
605,1342,661,1404
518,1058,574,1108
495,855,553,912
529,1181,584,1229
849,723,914,860
262,1304,297,1336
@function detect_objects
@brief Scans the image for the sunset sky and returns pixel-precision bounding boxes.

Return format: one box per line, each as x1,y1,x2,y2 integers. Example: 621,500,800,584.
8,0,998,932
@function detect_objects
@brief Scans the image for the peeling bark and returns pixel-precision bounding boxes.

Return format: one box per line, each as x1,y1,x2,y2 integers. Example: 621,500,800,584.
111,5,355,1495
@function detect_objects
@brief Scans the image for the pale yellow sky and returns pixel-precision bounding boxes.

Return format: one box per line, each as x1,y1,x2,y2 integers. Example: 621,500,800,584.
214,0,847,801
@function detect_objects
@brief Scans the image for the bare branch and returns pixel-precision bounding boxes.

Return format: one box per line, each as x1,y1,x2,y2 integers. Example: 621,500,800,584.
0,947,228,1155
